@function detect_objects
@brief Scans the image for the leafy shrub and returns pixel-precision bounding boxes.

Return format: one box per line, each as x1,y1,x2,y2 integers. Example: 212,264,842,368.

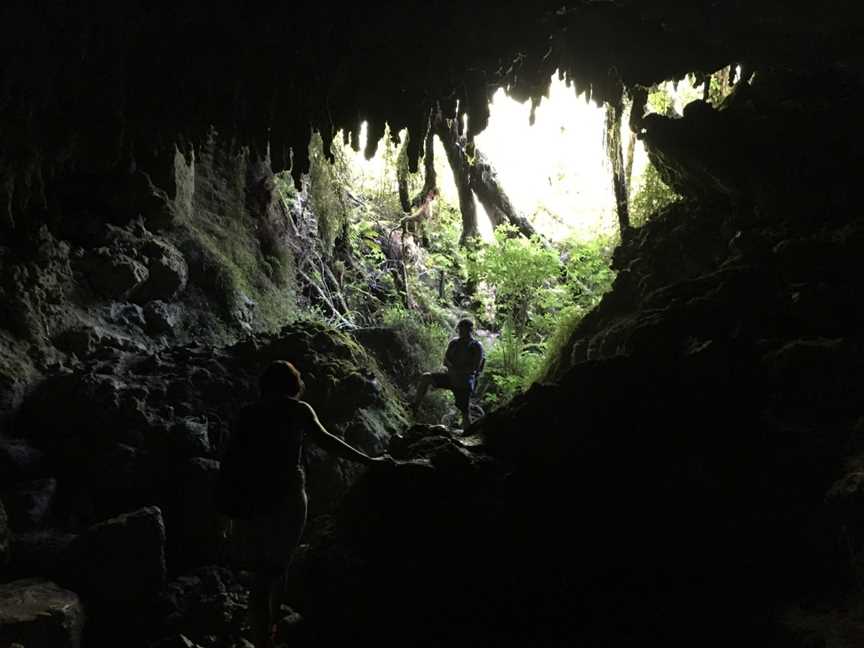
380,304,450,374
630,161,680,227
308,132,353,256
477,225,562,339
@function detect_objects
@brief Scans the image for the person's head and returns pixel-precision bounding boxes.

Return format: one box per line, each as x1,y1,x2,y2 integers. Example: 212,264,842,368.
427,188,439,202
456,318,474,339
259,360,305,399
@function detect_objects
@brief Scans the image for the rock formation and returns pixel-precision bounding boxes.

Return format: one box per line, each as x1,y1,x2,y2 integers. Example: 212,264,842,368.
2,2,864,647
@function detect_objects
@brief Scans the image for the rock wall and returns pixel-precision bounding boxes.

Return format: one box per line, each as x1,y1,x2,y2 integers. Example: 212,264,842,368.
0,134,300,433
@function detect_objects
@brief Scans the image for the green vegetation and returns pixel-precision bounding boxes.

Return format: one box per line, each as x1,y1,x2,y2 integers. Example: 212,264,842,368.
287,68,744,412
287,123,623,415
476,229,616,406
308,132,353,257
630,162,679,227
176,140,297,335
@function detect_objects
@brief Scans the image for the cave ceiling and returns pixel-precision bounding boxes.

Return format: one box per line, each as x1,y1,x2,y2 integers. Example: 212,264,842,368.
0,0,861,222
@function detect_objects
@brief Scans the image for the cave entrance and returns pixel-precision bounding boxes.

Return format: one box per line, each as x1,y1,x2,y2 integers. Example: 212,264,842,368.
336,69,718,244
276,68,738,414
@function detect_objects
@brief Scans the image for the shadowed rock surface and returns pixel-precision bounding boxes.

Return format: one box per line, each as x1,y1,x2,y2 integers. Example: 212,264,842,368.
0,578,84,648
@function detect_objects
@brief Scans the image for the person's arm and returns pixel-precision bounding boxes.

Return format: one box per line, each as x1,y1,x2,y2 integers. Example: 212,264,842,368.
469,341,484,374
443,340,455,370
299,400,385,465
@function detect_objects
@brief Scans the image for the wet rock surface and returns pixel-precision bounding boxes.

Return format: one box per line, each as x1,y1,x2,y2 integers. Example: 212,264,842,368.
6,321,405,578
0,578,84,648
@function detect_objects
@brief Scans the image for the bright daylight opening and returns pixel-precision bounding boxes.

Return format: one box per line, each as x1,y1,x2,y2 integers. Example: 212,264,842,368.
346,69,722,242
282,67,740,413
351,73,633,242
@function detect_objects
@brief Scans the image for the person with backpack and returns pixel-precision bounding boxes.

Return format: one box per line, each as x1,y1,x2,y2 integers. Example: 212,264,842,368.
412,318,485,430
216,360,391,648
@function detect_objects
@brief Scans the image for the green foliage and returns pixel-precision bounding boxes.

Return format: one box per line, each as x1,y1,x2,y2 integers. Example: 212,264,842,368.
562,235,616,309
298,121,622,416
308,132,353,257
630,160,680,227
482,323,543,407
477,225,562,338
647,87,676,116
533,234,617,382
380,304,450,374
631,82,683,227
475,226,566,408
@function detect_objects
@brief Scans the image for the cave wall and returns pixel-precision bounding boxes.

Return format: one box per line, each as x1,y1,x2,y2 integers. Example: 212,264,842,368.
2,0,860,238
0,132,300,436
2,2,864,647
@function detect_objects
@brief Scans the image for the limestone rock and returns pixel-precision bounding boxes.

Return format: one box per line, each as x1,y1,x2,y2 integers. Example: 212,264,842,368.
144,301,182,335
108,302,147,329
0,578,84,648
53,323,146,358
4,530,77,583
0,438,45,489
19,322,406,571
70,506,166,603
81,248,149,300
0,478,56,531
136,239,188,303
156,566,248,645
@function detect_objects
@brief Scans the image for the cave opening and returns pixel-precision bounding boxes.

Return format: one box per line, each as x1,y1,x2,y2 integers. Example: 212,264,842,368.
1,3,863,648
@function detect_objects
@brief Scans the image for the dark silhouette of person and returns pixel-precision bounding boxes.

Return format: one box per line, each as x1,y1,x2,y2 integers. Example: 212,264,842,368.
412,318,485,429
216,360,390,648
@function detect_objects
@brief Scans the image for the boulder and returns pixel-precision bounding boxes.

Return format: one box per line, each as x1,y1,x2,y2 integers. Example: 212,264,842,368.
144,301,182,335
0,578,84,648
154,566,248,646
53,324,146,358
18,322,408,570
80,248,149,300
135,240,188,302
70,506,166,603
4,530,77,583
1,478,56,531
108,301,147,329
0,438,45,489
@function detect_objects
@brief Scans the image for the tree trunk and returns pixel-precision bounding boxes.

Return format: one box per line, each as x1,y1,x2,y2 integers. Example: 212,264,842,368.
432,112,479,246
605,102,631,239
396,136,411,213
414,124,437,207
624,127,636,197
470,149,538,239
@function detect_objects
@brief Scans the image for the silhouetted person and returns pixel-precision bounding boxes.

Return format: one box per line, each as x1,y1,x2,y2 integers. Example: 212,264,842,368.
216,360,390,648
412,318,485,429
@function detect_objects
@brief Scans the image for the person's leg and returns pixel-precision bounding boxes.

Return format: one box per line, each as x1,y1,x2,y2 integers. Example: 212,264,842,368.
251,566,281,648
454,389,471,430
412,372,434,414
269,567,286,633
